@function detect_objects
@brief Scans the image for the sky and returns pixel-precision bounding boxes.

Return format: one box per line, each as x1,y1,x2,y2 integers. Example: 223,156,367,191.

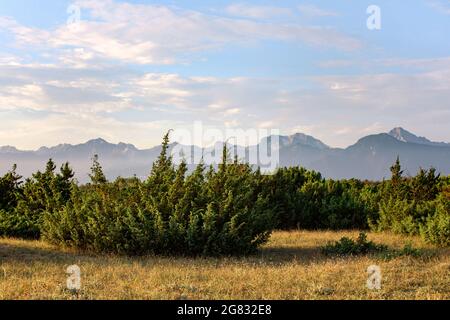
0,0,449,149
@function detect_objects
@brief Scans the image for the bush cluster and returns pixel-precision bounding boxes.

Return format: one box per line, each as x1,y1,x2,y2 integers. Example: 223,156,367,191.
262,170,371,230
3,134,276,256
321,233,427,259
321,233,388,256
368,159,449,246
1,134,448,253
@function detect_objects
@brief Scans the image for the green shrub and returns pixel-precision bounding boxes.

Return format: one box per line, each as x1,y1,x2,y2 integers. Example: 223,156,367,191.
396,242,425,258
0,206,41,239
265,175,370,231
420,196,450,247
376,198,419,235
42,136,276,256
259,167,321,229
43,180,160,254
0,164,22,212
0,160,75,239
376,242,429,260
321,233,388,256
322,233,427,259
374,186,449,247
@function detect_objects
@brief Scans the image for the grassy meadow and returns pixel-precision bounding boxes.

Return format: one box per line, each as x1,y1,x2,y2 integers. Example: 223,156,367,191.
1,230,448,300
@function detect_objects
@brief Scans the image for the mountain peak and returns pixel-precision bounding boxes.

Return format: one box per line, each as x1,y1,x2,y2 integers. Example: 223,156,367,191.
389,127,416,143
86,138,109,145
388,127,448,147
262,132,329,150
0,146,20,154
288,133,330,150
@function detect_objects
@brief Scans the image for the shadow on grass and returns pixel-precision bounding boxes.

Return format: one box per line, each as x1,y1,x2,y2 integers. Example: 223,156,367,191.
2,239,442,268
0,239,331,267
255,246,326,265
0,241,91,265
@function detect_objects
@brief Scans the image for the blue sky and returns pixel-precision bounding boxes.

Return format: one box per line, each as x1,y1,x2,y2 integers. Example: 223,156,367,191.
1,0,449,149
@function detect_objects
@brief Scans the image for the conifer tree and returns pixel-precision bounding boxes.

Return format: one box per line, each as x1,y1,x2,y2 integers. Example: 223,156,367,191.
410,167,440,201
390,156,404,197
0,164,22,211
0,159,59,238
168,159,187,209
148,131,175,183
146,131,176,219
54,162,75,202
89,154,107,185
390,156,403,184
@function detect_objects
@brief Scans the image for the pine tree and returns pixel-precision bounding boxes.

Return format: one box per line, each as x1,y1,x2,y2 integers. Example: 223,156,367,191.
168,159,187,209
0,164,22,211
390,156,403,181
89,154,107,185
178,161,206,216
410,167,440,201
54,162,75,202
45,159,56,175
146,131,176,218
0,159,57,238
390,156,404,197
149,131,174,182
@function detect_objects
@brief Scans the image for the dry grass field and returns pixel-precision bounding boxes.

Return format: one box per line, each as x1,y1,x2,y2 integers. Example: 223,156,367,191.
0,231,448,300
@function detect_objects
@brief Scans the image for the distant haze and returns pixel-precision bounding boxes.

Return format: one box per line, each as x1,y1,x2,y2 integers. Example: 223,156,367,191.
1,127,449,182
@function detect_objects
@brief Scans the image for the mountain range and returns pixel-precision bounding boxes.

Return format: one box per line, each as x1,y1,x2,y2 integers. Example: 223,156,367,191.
1,127,449,182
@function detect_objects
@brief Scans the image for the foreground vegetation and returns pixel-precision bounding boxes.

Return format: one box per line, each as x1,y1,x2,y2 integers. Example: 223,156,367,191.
0,132,449,255
0,230,448,300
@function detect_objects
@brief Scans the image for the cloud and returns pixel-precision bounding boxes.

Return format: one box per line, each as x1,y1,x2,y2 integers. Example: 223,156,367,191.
289,66,450,146
1,55,449,149
224,108,241,116
298,4,338,17
319,57,450,70
225,3,292,19
0,0,361,66
380,57,450,69
258,121,276,129
0,63,133,114
0,60,290,148
0,17,50,44
428,0,450,14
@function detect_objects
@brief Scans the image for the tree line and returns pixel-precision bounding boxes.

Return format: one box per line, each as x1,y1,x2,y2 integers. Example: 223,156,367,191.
0,133,448,255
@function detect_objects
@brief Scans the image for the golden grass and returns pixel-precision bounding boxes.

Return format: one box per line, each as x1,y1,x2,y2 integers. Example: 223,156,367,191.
0,230,448,300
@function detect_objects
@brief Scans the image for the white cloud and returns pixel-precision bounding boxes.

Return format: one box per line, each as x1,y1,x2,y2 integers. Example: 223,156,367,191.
0,17,50,44
1,56,450,149
289,125,317,136
0,0,361,66
258,121,276,129
380,57,450,69
224,119,240,128
298,4,338,17
224,108,241,116
319,57,450,70
0,61,288,148
225,3,292,19
315,69,450,108
428,0,450,14
0,63,132,114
